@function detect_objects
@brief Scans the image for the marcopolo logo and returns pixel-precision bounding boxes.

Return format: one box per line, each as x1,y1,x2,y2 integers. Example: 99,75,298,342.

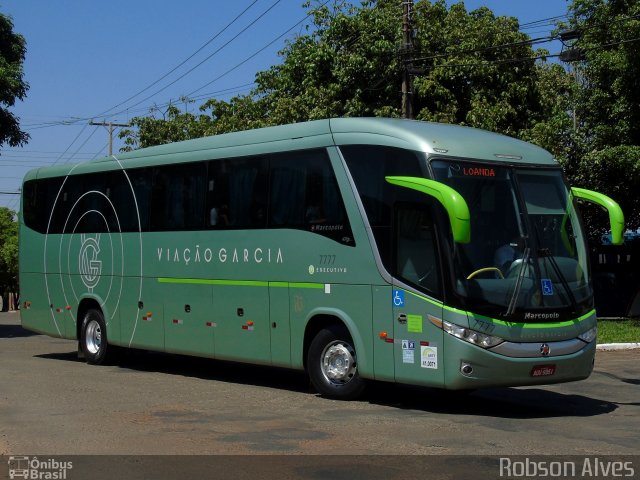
524,312,560,321
8,456,73,479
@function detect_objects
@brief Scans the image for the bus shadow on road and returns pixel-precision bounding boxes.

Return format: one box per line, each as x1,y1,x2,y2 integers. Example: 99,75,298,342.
35,347,619,419
0,323,41,338
36,348,313,395
363,382,619,419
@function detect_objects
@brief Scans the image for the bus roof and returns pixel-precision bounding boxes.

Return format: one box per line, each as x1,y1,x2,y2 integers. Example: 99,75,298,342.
25,118,558,181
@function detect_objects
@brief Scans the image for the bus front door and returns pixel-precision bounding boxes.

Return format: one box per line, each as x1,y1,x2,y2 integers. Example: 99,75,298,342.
392,286,445,388
392,203,445,387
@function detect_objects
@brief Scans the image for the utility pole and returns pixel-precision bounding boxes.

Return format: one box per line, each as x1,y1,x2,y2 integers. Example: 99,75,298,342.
90,120,131,156
401,0,415,119
559,29,585,133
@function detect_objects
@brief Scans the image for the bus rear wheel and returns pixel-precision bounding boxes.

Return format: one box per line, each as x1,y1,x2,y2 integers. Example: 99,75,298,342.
307,325,366,400
80,308,111,365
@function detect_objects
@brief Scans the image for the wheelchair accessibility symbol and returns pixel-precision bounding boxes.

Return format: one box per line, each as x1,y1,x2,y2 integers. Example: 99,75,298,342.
541,279,554,296
393,290,405,307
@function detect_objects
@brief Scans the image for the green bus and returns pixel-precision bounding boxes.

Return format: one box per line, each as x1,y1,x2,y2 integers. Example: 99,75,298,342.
19,118,624,400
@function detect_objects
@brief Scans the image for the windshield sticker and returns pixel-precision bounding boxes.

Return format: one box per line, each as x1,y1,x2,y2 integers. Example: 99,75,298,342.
407,314,423,333
541,279,554,296
463,167,496,177
421,346,438,369
402,340,415,364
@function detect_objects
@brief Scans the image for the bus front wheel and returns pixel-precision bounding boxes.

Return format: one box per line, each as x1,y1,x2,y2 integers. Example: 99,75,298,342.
80,309,111,365
307,325,366,400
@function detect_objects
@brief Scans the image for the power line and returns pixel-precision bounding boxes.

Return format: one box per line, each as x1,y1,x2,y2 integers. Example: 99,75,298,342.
67,124,101,161
22,1,329,130
22,117,86,129
411,35,556,64
415,36,640,71
20,82,257,130
50,122,90,166
186,0,332,97
424,52,562,70
90,0,263,119
116,82,257,119
21,2,267,130
88,0,284,121
0,149,100,155
0,163,51,168
520,14,569,29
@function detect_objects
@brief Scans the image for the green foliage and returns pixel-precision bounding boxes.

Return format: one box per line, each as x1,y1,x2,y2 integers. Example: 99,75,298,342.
517,63,580,164
571,145,640,239
0,11,29,149
0,207,19,299
414,3,543,135
597,319,640,343
559,0,640,234
121,1,571,150
255,0,403,121
119,97,269,150
569,0,640,149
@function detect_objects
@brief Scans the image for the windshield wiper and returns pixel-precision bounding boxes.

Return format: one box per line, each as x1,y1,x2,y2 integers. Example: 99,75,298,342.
538,248,578,314
505,246,530,317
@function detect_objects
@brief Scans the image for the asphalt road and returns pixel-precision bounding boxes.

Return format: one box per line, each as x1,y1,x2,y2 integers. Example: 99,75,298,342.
1,311,639,458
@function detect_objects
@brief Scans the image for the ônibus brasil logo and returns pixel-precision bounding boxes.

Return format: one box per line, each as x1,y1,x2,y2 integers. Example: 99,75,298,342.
79,234,102,292
8,456,73,479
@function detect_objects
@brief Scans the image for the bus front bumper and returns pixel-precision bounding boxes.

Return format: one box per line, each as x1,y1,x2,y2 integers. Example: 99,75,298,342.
442,334,596,390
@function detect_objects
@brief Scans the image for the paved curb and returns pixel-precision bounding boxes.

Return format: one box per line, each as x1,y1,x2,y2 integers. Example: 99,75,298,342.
596,343,640,351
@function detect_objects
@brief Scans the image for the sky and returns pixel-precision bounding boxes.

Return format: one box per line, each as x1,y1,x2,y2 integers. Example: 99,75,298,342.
0,0,572,211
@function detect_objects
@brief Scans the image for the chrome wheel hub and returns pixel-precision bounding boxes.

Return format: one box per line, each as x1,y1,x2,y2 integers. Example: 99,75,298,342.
85,320,102,355
321,341,357,385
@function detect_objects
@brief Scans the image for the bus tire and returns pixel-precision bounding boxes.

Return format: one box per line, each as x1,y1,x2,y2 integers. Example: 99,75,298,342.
307,325,366,400
80,308,111,365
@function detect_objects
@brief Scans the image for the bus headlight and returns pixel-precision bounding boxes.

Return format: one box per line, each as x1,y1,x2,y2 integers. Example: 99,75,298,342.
578,325,597,343
442,320,504,348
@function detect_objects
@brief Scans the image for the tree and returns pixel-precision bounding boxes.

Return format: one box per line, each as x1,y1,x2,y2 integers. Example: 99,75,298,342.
571,146,640,237
120,102,214,151
121,0,572,150
119,96,268,151
0,207,18,311
559,0,640,237
412,3,555,136
0,11,29,150
569,0,640,149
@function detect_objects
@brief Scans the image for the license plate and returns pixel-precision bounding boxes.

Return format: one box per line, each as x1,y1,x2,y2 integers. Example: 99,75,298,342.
530,364,556,377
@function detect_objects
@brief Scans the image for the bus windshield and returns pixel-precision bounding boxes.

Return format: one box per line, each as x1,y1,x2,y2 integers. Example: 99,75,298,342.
431,160,592,321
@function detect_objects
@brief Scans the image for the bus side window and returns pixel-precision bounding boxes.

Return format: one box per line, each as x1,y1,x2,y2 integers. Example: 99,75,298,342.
269,150,354,245
150,163,206,231
269,153,307,227
22,180,43,233
28,177,65,234
104,168,151,232
207,156,268,229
